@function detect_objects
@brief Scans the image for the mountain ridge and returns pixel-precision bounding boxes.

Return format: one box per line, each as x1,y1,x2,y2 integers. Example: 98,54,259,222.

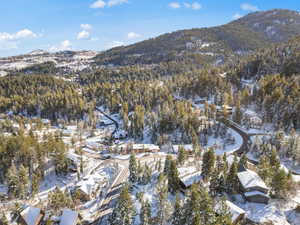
93,9,300,66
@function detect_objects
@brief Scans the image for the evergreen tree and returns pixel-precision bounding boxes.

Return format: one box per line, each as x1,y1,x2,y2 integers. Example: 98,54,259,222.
226,156,239,194
129,154,138,183
271,169,289,198
202,148,215,180
140,200,151,225
31,173,40,196
177,146,187,165
168,160,180,193
171,194,183,225
163,155,172,176
215,198,233,225
109,184,136,225
6,164,19,198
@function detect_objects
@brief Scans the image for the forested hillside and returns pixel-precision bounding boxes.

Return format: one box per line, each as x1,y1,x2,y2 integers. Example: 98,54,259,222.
94,9,300,66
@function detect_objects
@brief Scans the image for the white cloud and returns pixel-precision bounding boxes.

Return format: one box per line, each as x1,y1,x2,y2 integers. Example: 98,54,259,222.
49,40,72,52
90,0,128,9
90,0,106,8
80,24,92,30
0,29,38,41
184,2,202,10
241,3,259,12
233,13,243,19
169,2,181,9
127,32,141,39
90,37,99,41
107,0,128,7
77,30,90,40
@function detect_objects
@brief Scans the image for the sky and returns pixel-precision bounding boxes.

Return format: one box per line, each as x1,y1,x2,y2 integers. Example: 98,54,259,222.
0,0,299,57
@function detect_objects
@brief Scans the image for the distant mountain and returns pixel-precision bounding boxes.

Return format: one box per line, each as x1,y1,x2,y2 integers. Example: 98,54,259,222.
0,50,99,75
94,9,300,66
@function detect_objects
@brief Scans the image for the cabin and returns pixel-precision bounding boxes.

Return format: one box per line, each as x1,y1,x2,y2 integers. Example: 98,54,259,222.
66,152,88,173
113,143,160,154
59,209,78,225
237,169,270,204
216,200,245,225
217,105,233,116
243,110,263,129
172,145,193,154
74,175,102,201
178,167,202,190
19,206,44,225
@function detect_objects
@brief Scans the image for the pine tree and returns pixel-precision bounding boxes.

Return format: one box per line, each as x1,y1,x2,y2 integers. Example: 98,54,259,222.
163,155,172,176
258,155,272,184
215,198,233,225
202,148,215,180
129,154,138,183
18,165,29,199
140,200,151,225
226,157,239,194
271,169,289,198
31,173,40,196
177,146,187,165
209,169,220,197
109,184,136,225
168,160,180,193
155,173,170,225
171,195,182,225
7,164,19,198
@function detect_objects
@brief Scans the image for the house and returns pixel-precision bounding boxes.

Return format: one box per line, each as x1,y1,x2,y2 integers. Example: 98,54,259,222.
0,185,8,199
244,191,270,204
178,167,202,190
217,105,233,116
59,209,78,225
172,145,193,154
237,169,270,204
74,177,100,201
19,206,44,225
243,110,263,129
216,200,245,225
66,152,88,173
113,143,160,154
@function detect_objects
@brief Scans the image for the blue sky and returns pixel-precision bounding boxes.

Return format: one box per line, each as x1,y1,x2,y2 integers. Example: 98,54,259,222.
0,0,299,57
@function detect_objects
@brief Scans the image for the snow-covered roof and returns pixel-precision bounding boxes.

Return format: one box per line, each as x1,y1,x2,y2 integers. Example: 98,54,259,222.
0,185,8,195
131,144,160,151
237,169,268,191
115,143,160,151
216,200,245,222
244,191,269,198
20,206,42,225
178,167,202,187
225,200,245,221
59,209,78,225
172,145,193,153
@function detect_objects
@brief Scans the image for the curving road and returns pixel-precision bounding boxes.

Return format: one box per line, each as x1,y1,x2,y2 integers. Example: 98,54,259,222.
95,107,119,141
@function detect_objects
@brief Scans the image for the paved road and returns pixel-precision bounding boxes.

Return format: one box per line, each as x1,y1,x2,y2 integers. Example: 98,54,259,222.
95,107,119,140
218,117,251,155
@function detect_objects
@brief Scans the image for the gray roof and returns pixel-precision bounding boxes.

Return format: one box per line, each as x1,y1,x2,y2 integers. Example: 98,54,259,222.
20,207,42,225
237,169,268,191
59,209,78,225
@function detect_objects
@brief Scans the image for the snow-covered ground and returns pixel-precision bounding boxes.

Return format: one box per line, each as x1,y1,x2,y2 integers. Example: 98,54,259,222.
235,198,300,225
207,128,243,156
